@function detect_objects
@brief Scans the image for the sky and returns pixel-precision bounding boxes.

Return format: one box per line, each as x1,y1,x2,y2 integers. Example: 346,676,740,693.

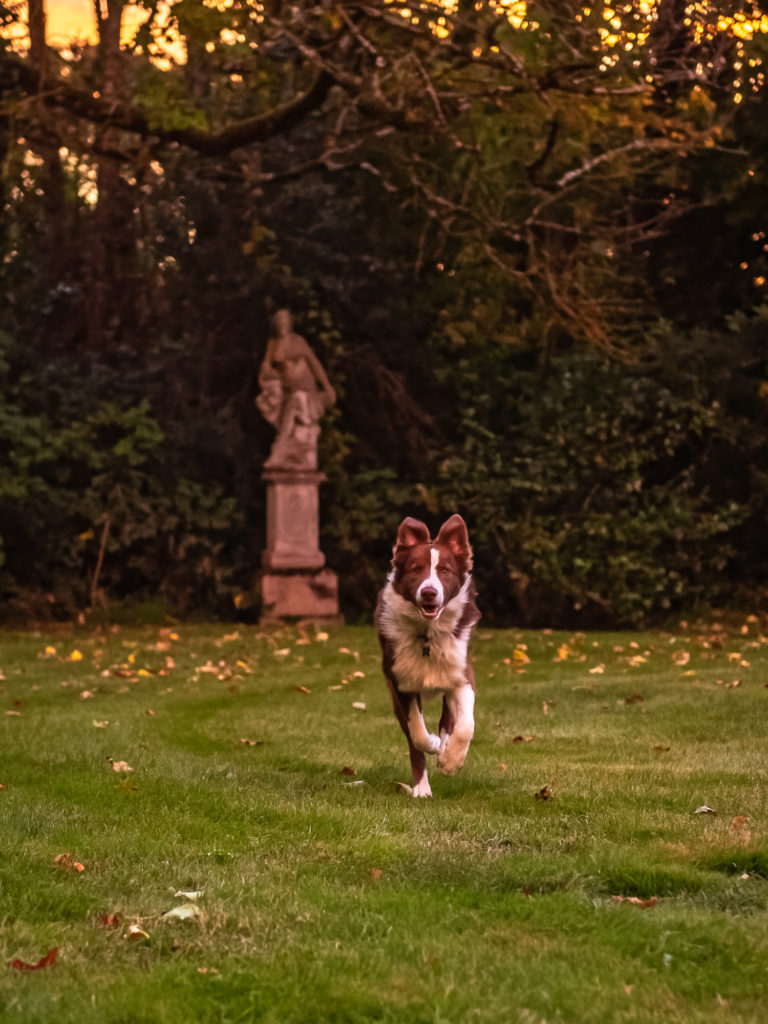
46,1,96,45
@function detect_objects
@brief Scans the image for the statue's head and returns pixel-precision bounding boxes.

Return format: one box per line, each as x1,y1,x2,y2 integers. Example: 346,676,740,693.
271,309,293,336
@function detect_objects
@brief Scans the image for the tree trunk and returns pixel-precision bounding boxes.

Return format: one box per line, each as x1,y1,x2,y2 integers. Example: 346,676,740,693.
89,0,127,350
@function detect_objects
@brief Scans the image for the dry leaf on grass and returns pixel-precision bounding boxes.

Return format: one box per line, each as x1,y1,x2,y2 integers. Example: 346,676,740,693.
534,785,554,801
97,913,122,929
107,758,133,773
695,805,717,815
54,853,85,873
612,895,658,909
125,924,150,942
340,766,356,777
8,948,58,971
163,904,203,922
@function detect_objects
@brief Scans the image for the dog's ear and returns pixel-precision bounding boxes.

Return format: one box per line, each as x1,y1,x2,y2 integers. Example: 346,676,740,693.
393,517,431,561
436,514,473,571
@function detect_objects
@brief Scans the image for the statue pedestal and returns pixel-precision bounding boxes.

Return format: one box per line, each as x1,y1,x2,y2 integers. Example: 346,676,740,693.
259,468,341,621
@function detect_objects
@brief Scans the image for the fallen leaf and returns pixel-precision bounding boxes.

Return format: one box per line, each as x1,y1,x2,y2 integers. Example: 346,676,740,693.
612,895,658,909
672,650,690,666
340,766,356,776
274,649,291,658
5,710,20,716
731,816,750,830
174,890,204,900
163,903,203,922
197,967,219,974
239,737,263,747
625,694,644,704
653,745,671,752
125,924,150,942
108,758,133,773
352,702,366,711
589,664,605,674
295,685,311,694
80,690,94,700
54,853,85,873
67,650,83,662
512,648,530,664
498,762,508,771
534,785,553,801
395,782,413,795
694,805,717,815
628,655,647,667
8,948,58,971
343,779,367,786
97,913,122,929
368,868,383,882
314,632,329,642
92,720,109,728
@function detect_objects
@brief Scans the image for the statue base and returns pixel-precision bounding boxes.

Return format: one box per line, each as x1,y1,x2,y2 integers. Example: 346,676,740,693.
259,568,342,622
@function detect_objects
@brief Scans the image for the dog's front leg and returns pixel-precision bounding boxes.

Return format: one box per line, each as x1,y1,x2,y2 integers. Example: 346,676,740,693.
437,682,475,776
388,686,438,797
405,695,441,756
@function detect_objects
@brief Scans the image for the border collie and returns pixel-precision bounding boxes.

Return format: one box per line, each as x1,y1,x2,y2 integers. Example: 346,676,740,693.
375,514,480,797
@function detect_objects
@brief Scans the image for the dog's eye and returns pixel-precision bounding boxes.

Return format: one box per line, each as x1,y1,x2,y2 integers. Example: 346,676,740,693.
438,565,453,576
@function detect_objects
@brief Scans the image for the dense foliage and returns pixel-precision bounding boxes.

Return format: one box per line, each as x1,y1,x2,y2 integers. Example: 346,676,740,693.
1,1,767,624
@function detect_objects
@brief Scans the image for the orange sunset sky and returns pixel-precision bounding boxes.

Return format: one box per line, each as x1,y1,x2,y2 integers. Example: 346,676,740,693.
46,1,98,44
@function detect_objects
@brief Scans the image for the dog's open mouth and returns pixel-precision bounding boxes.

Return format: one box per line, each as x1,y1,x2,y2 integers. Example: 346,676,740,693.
419,600,441,619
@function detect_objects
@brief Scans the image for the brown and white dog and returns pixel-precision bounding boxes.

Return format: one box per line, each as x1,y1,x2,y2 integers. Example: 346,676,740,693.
375,514,480,797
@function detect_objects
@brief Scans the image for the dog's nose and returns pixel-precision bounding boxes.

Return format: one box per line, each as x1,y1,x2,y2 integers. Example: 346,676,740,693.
420,586,438,603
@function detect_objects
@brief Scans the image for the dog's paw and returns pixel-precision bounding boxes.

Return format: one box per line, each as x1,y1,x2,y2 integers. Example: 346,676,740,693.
412,777,433,798
427,733,441,755
437,747,467,776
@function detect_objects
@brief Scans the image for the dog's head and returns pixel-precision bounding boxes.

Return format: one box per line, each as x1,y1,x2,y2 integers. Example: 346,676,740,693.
390,514,473,620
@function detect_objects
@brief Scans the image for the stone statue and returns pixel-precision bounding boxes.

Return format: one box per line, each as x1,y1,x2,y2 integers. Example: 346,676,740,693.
256,309,336,471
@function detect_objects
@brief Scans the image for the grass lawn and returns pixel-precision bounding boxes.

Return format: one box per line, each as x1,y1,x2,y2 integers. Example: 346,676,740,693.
1,619,767,1023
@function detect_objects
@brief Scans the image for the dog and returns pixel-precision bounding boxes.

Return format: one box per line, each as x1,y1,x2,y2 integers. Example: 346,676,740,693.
375,514,480,797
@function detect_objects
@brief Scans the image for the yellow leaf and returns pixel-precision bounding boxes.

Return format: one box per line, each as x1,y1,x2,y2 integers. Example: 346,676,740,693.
513,648,530,664
44,645,57,656
137,669,151,677
78,529,95,541
68,650,83,662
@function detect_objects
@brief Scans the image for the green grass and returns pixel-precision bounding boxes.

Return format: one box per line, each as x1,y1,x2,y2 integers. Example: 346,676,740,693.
1,620,767,1023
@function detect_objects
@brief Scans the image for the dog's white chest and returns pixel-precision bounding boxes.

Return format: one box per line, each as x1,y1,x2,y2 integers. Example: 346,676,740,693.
379,582,472,694
391,630,470,693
